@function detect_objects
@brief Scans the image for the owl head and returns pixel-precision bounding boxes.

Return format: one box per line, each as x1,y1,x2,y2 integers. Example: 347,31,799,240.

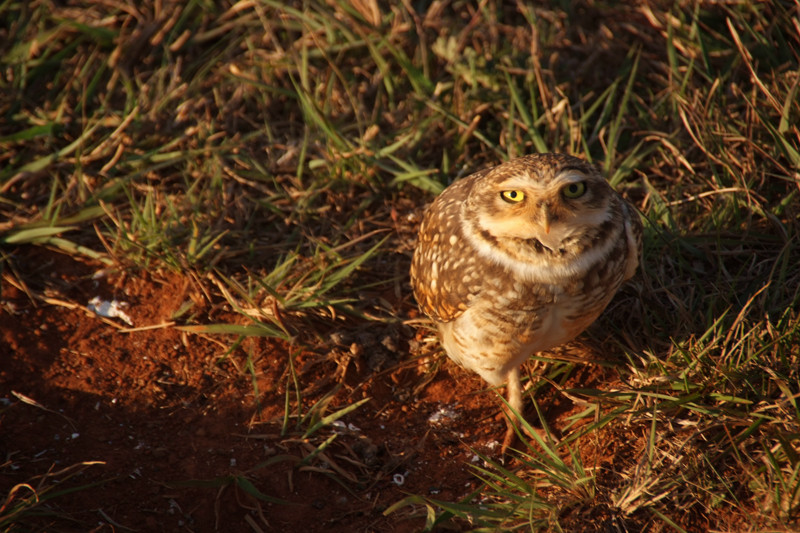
465,154,618,253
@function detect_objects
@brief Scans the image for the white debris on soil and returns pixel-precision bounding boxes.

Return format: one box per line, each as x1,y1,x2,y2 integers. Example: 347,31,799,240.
91,269,112,280
87,296,133,326
427,404,460,425
331,420,362,434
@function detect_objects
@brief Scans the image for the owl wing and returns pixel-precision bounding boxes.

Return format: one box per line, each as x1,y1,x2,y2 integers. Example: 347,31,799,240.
410,172,488,323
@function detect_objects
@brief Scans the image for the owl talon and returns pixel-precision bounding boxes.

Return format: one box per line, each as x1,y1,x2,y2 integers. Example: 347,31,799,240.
500,413,558,456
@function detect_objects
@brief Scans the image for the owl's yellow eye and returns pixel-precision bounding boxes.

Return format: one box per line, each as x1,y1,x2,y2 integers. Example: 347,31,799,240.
501,190,525,203
562,181,587,199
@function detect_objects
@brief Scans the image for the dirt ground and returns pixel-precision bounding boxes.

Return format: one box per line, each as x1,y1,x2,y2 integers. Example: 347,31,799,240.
1,247,629,532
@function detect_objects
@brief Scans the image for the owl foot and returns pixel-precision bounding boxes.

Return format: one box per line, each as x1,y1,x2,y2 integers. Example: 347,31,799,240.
500,414,556,456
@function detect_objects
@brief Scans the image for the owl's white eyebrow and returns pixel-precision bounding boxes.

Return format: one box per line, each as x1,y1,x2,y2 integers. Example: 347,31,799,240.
559,164,590,174
555,171,589,183
496,171,544,190
556,167,587,182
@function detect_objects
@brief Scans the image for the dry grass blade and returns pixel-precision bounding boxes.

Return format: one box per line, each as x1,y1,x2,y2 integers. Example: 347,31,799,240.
11,391,78,430
0,461,106,531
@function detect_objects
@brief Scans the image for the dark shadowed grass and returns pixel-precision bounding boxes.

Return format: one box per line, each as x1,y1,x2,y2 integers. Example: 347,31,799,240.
0,460,106,531
1,0,799,531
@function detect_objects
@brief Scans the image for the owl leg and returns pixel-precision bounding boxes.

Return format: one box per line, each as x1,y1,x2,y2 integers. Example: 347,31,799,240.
501,367,524,454
501,366,554,455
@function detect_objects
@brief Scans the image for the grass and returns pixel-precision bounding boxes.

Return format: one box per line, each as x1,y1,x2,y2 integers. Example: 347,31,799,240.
0,460,106,531
1,0,799,531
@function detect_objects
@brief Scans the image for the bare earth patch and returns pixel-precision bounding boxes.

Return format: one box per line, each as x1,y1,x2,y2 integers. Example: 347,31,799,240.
3,248,611,532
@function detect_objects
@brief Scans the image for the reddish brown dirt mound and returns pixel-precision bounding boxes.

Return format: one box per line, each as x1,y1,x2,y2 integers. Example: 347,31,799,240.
4,248,562,532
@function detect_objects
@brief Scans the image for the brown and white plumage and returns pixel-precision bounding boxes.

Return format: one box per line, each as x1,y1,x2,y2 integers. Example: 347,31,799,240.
410,153,642,450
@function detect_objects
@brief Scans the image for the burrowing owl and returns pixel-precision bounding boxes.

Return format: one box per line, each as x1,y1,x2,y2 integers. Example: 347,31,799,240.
410,153,642,450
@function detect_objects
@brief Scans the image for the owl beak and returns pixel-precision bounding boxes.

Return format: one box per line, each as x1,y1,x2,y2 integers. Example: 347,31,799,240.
541,205,553,234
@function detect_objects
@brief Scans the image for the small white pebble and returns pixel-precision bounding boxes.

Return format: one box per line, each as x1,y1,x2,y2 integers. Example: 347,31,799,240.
87,296,134,326
428,404,459,425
